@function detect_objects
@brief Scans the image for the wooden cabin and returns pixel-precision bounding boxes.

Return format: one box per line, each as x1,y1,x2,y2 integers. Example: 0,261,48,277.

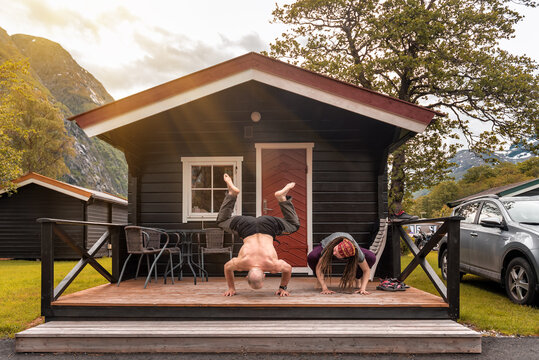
70,52,438,277
15,53,480,354
0,172,127,259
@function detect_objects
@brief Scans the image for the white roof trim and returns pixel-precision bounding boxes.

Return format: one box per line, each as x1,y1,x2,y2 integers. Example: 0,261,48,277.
83,69,427,137
502,182,539,197
0,178,128,205
4,179,90,201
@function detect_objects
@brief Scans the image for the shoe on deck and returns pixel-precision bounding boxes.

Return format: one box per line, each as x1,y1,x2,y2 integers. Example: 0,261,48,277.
391,210,419,221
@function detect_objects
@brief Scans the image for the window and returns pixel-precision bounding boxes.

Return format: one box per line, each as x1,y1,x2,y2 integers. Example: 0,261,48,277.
478,202,503,223
181,157,243,222
455,202,480,224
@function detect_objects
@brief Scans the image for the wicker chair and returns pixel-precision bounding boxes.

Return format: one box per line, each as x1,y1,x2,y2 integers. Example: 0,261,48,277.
368,218,389,281
200,228,233,281
117,226,178,288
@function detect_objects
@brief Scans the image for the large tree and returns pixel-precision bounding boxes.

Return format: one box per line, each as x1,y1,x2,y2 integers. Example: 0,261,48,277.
0,60,73,189
0,61,28,190
267,0,539,213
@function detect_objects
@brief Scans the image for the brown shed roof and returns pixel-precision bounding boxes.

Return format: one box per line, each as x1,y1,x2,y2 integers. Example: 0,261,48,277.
70,52,440,137
0,172,127,205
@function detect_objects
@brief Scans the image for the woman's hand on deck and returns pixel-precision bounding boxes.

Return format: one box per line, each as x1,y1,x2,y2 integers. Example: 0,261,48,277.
320,289,335,295
354,289,370,295
223,289,236,296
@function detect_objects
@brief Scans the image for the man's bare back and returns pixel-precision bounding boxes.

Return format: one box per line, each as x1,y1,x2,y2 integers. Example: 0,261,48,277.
233,234,279,271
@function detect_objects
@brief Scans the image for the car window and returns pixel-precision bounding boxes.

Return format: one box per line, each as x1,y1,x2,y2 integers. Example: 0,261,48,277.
455,202,480,223
502,199,539,223
478,202,503,223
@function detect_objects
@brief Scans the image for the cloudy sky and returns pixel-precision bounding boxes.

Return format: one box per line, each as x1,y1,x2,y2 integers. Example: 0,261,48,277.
0,0,537,100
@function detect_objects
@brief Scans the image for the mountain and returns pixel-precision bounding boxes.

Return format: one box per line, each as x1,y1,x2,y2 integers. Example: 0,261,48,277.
449,141,538,180
0,28,127,196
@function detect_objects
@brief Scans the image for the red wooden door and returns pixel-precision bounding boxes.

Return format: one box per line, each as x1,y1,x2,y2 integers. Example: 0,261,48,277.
261,148,308,267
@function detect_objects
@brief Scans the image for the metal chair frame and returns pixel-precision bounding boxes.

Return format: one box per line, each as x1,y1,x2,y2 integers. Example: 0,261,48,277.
117,226,176,288
200,228,233,281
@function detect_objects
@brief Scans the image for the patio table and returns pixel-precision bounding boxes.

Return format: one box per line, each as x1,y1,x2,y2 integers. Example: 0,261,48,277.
162,229,208,285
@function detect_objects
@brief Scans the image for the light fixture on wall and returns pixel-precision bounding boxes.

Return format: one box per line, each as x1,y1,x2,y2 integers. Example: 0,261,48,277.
250,111,261,123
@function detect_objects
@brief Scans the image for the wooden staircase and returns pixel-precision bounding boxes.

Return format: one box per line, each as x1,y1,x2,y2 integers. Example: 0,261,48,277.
16,319,481,353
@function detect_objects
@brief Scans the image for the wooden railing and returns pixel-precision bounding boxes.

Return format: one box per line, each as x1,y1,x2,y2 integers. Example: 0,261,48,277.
392,216,463,320
37,218,126,318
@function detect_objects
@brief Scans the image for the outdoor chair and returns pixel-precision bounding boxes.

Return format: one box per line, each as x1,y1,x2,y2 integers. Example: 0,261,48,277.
200,228,233,281
368,218,389,281
117,226,178,288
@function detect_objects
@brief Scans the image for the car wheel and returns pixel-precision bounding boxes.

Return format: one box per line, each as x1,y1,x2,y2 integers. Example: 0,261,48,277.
440,249,448,280
440,249,464,281
504,257,538,305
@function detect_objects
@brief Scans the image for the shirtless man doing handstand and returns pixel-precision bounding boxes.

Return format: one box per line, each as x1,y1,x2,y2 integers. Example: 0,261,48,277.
217,174,299,297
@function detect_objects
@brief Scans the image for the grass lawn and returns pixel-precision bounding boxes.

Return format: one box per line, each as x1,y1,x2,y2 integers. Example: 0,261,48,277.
0,258,112,338
401,253,539,336
1,255,538,338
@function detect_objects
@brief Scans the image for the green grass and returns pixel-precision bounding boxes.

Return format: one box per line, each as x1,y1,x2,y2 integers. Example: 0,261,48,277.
0,258,111,338
1,256,538,338
401,253,539,336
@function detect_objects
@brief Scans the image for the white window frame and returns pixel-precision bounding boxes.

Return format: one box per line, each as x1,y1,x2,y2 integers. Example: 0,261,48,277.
181,156,243,223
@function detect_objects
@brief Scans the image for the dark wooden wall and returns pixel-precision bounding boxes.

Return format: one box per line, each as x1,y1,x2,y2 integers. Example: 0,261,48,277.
0,184,85,259
112,82,396,276
86,201,127,257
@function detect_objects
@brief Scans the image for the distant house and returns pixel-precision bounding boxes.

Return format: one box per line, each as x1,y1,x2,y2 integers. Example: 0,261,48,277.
0,172,127,259
70,52,439,277
447,178,539,208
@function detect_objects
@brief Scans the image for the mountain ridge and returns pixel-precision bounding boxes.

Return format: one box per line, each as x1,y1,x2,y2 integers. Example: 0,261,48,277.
0,27,127,196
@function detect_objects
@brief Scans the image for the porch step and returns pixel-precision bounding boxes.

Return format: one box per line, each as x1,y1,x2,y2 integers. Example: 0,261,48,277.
16,320,481,353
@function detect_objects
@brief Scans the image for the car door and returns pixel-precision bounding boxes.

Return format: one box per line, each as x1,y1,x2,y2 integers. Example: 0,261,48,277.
454,201,481,269
472,201,507,276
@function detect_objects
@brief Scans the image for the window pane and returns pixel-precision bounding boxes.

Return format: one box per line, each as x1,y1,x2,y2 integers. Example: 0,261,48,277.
213,189,227,212
479,202,503,223
458,202,480,223
502,199,539,222
192,190,211,213
192,166,211,188
213,166,234,188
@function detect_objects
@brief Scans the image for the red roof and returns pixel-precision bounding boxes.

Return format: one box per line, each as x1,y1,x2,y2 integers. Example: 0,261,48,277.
71,52,440,136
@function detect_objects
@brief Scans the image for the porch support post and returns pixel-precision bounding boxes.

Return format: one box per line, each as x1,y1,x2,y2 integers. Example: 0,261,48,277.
110,226,122,280
40,221,53,317
390,224,401,278
447,218,461,320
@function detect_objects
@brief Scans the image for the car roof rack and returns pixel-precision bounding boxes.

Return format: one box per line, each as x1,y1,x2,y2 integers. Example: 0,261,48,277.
447,194,499,208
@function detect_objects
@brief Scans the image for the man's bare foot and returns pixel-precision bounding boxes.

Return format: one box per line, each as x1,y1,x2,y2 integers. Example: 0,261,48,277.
223,174,240,196
275,182,295,202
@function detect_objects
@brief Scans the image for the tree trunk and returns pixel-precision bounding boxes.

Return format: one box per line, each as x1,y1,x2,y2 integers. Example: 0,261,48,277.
389,147,406,214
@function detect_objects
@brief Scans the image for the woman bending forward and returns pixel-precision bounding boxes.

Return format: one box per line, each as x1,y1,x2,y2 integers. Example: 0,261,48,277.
307,232,376,295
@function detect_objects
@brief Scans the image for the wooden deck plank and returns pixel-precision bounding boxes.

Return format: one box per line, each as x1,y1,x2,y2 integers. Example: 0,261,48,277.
52,277,448,308
16,320,481,353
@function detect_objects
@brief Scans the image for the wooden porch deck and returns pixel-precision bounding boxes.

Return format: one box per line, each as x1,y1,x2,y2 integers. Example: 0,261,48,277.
48,277,449,320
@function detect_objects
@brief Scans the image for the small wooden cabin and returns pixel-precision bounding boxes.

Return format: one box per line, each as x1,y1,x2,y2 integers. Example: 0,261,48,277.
71,52,438,276
0,172,127,259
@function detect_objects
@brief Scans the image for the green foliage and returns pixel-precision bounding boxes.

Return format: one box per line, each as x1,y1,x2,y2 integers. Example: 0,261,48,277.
0,60,73,183
267,0,539,212
408,158,539,217
0,61,29,190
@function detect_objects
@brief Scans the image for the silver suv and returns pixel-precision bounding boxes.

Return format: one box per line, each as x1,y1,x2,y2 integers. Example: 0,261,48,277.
438,195,539,305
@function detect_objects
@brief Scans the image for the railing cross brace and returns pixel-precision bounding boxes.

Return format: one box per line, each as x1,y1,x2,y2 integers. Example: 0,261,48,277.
52,225,114,300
